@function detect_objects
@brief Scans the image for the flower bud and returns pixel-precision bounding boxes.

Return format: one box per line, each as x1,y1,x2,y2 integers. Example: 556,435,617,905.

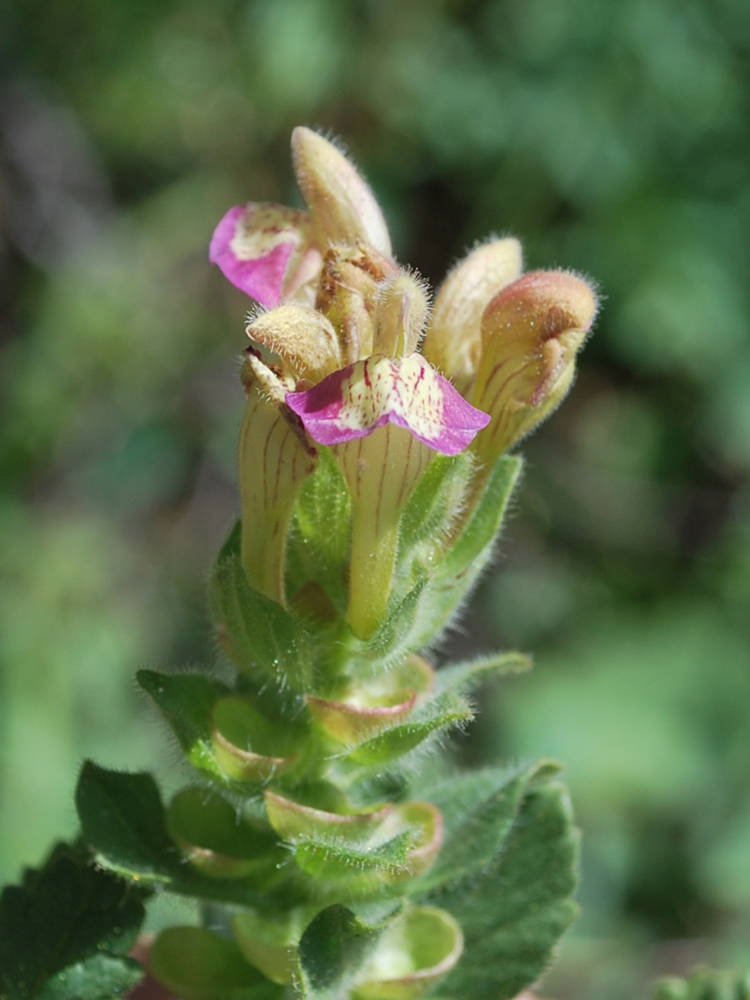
422,238,522,392
246,305,341,383
238,358,318,605
470,270,597,464
209,202,320,307
292,127,392,257
373,271,430,357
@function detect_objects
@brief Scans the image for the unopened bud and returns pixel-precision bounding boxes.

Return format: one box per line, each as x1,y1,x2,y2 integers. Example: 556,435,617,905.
422,238,522,391
291,127,392,257
246,305,341,384
470,270,597,463
373,271,430,357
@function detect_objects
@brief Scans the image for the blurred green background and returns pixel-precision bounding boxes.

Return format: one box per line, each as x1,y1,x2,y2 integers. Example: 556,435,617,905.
1,0,750,997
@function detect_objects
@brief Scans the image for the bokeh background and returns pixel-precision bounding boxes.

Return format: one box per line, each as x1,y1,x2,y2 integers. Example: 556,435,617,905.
2,1,750,997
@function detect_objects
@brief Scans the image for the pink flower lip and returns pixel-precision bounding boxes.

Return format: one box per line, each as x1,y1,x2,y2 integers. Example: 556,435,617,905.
286,355,490,457
209,204,304,309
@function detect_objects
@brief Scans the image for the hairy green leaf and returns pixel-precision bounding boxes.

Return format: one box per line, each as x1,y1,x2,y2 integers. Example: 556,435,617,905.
287,448,352,609
37,955,144,1000
437,455,522,584
343,693,472,767
435,651,532,695
414,762,557,891
293,830,413,882
425,780,579,1000
361,574,429,665
210,551,316,692
75,763,275,909
76,761,181,880
398,453,473,557
0,842,145,1000
137,669,227,778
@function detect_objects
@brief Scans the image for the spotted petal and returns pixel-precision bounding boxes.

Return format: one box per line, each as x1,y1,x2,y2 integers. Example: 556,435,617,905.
209,202,319,308
286,354,490,457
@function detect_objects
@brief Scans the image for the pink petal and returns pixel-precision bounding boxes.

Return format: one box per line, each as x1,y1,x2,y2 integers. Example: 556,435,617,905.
286,354,490,457
209,203,314,308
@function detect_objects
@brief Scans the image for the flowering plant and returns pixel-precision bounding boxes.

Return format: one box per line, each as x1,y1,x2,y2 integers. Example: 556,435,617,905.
0,129,597,1000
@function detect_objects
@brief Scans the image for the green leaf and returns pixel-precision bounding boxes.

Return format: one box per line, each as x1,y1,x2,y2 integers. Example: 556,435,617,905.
287,447,352,608
359,573,429,667
424,779,579,1000
435,651,532,696
137,669,228,778
76,761,181,880
436,455,522,584
397,453,473,558
293,830,413,882
297,904,390,1000
137,672,303,793
413,763,558,891
380,458,522,657
37,955,144,1000
343,693,472,767
210,551,317,692
0,841,145,1000
75,763,273,909
653,968,750,1000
